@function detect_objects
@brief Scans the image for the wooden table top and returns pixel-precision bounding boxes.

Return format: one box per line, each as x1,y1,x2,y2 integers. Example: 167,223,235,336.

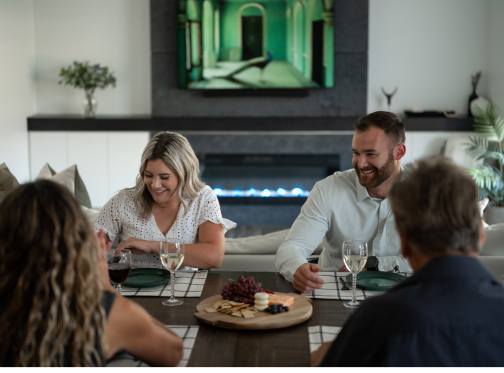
130,271,356,367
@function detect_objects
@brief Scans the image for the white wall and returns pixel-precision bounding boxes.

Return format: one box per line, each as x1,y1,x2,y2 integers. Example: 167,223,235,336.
368,0,490,116
33,0,151,115
0,0,36,183
488,0,504,112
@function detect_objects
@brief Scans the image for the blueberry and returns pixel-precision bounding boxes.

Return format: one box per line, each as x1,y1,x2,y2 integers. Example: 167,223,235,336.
265,307,271,313
284,306,289,312
271,308,277,314
277,304,284,311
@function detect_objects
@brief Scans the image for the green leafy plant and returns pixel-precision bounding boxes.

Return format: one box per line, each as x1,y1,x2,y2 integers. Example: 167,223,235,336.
465,104,504,205
58,61,116,91
58,61,116,117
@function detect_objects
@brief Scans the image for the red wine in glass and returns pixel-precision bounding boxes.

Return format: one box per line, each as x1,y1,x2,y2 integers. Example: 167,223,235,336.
107,249,132,294
108,263,131,284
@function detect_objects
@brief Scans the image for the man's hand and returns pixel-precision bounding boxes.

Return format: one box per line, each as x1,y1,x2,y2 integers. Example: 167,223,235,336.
117,238,155,255
310,341,332,367
293,263,325,293
337,264,367,272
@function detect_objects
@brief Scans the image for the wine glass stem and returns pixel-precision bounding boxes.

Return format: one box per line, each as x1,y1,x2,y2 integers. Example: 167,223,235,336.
117,284,122,295
352,273,357,303
170,270,175,301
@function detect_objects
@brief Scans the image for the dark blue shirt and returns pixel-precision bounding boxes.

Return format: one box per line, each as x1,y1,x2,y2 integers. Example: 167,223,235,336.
320,256,504,367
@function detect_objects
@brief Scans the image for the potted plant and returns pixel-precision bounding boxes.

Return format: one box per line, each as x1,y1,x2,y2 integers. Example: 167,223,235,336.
465,103,504,224
59,61,116,117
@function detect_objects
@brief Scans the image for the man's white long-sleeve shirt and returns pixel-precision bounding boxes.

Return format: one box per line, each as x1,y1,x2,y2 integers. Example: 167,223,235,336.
275,168,412,282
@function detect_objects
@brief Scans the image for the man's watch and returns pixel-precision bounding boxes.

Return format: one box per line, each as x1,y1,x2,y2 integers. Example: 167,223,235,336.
365,256,379,271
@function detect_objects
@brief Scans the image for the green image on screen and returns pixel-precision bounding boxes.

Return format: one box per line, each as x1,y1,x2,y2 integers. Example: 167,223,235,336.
177,0,335,90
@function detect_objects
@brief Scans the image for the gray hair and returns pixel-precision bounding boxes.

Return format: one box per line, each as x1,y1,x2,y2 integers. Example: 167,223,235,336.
388,155,482,255
133,132,204,220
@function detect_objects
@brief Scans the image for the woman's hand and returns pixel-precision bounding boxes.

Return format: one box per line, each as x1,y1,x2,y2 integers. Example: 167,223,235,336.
93,229,113,291
117,238,157,255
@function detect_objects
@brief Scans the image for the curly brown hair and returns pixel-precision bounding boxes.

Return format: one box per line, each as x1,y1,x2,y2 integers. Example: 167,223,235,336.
0,180,106,367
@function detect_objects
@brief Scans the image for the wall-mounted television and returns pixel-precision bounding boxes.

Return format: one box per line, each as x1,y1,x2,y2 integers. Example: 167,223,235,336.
177,0,334,90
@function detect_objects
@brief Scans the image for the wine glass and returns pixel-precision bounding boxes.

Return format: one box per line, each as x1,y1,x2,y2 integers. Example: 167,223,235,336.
160,240,185,306
342,240,368,309
107,249,132,295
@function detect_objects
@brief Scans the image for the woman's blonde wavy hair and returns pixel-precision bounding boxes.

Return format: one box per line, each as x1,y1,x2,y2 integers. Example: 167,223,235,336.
133,131,205,220
0,180,107,367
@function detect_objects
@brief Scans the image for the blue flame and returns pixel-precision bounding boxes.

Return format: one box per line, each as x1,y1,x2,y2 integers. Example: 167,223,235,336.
213,187,310,197
260,189,271,197
292,187,304,196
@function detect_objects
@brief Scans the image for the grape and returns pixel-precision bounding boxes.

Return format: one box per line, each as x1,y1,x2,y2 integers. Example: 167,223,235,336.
256,282,261,288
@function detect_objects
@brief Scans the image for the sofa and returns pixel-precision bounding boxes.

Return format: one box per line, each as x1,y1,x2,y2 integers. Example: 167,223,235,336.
219,224,504,277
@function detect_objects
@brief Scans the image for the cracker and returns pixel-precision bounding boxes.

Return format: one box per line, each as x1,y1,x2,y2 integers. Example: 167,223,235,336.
231,311,243,317
205,307,218,313
241,309,255,319
220,304,232,310
212,300,223,310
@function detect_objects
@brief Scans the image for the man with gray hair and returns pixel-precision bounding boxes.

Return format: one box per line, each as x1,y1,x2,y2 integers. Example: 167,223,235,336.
311,156,504,367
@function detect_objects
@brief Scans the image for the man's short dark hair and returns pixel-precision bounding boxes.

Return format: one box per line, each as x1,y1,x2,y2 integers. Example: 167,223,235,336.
354,111,406,147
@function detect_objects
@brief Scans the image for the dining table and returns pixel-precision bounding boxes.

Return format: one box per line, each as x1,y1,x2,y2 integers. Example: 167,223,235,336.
129,271,356,367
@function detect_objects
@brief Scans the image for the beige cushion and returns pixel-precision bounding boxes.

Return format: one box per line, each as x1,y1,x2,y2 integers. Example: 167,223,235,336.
81,205,100,222
0,163,19,203
35,163,92,208
479,198,490,228
481,223,504,256
225,229,324,255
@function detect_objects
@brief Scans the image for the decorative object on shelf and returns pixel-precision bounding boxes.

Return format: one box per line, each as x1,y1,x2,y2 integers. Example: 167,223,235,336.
468,71,482,117
381,87,397,112
404,110,457,118
59,61,116,118
464,103,504,223
471,96,490,117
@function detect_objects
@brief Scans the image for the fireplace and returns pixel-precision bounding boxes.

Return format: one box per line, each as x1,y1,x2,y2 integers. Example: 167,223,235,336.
163,132,354,238
199,153,339,205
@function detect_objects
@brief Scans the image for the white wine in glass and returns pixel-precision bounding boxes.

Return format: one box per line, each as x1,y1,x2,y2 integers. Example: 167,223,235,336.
342,240,368,309
160,241,185,306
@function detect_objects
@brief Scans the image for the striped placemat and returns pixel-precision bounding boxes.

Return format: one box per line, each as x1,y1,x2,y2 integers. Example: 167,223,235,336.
302,271,411,300
106,325,199,367
121,270,207,298
308,325,341,353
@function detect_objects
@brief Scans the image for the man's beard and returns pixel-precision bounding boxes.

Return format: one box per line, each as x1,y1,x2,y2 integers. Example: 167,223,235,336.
354,150,396,189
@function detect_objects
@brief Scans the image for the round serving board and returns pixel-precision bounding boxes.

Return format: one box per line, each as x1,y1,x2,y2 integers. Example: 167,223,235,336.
194,293,312,330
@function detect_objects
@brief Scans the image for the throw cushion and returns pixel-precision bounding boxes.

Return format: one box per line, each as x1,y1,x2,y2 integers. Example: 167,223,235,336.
481,223,504,256
81,205,100,222
35,163,92,208
478,198,490,228
0,163,19,203
225,229,324,255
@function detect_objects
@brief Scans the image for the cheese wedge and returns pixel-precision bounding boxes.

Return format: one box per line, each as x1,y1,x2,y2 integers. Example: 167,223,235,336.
267,294,294,307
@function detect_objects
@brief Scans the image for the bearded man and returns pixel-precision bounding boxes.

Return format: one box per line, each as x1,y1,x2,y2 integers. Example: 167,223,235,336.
275,111,409,293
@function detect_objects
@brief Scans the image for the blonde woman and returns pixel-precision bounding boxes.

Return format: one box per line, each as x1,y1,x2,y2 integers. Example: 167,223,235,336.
94,131,236,269
0,180,183,367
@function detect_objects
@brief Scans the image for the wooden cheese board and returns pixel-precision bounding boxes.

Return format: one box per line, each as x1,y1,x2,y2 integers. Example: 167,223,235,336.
194,293,312,330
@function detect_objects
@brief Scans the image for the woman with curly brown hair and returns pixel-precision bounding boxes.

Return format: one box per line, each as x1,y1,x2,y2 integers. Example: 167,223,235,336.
0,180,183,367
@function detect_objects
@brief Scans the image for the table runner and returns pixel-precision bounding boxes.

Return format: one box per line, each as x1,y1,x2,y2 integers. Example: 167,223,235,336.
121,270,208,298
302,271,411,300
308,325,341,353
106,325,199,367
